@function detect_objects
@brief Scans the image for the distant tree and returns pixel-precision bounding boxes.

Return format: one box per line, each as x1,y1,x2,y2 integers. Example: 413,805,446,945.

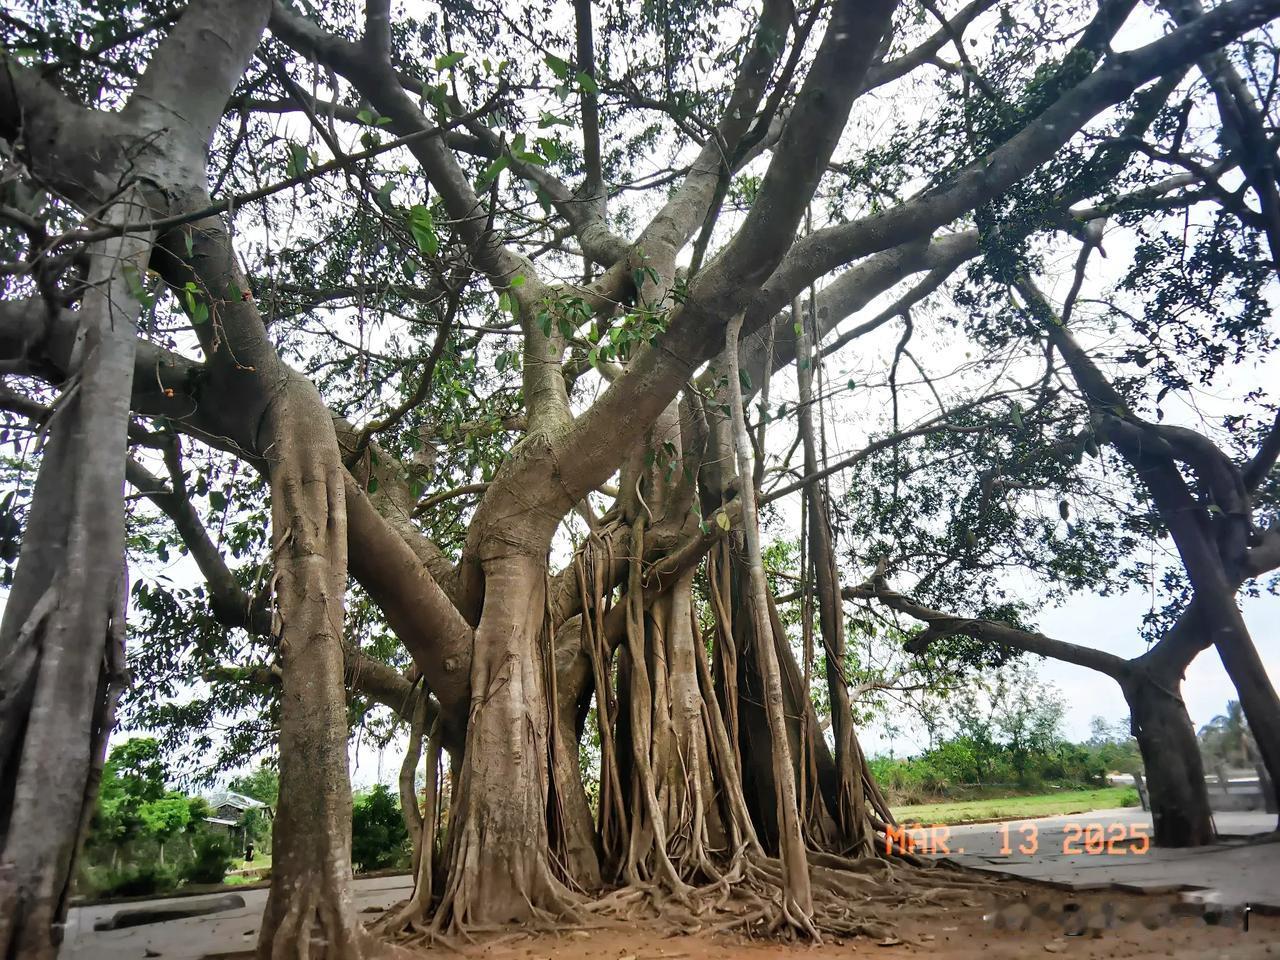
350,785,408,873
994,665,1066,784
1086,717,1142,775
1199,700,1257,767
105,738,167,805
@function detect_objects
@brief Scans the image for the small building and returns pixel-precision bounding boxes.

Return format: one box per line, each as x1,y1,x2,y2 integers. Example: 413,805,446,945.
201,790,271,851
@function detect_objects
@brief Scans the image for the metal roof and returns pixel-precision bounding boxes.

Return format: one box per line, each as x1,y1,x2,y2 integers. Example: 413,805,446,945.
203,789,268,811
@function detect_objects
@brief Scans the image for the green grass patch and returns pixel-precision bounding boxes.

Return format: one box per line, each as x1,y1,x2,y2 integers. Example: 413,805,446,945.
891,786,1139,825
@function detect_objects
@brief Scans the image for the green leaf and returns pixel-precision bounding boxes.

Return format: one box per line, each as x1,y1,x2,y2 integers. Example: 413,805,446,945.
498,291,512,314
576,70,598,94
284,142,309,178
536,137,562,163
367,476,379,494
435,51,466,71
847,378,856,391
406,204,438,256
209,490,227,511
509,274,526,287
544,52,571,79
738,369,752,392
477,154,509,187
715,511,731,531
538,111,572,128
1010,401,1025,430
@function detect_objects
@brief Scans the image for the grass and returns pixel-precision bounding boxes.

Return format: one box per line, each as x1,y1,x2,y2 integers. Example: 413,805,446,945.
891,786,1140,825
229,853,271,872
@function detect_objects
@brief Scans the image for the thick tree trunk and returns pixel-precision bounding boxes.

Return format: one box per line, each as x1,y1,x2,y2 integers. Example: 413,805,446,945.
1122,671,1214,847
257,379,373,960
1203,604,1280,830
0,214,149,960
434,550,575,927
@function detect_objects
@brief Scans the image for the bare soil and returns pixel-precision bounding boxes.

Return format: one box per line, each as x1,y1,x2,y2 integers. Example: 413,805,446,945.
456,897,1275,960
203,888,1280,960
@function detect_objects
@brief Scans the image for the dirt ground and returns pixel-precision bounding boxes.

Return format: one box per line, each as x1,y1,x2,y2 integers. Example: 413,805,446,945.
202,888,1278,960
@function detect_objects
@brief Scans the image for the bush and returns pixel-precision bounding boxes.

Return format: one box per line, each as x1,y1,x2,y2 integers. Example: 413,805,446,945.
351,784,408,872
82,863,180,899
184,833,234,885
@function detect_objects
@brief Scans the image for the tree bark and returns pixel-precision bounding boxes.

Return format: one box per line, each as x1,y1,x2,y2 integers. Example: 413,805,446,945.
796,303,871,854
434,549,575,927
1122,671,1214,846
399,690,427,871
256,374,371,960
0,208,148,960
724,312,815,937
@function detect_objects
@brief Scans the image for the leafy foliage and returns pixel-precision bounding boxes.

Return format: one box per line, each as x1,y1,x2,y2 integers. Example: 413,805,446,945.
350,784,409,873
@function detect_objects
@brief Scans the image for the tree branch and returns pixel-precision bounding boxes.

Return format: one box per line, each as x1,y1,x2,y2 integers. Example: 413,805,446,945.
847,575,1131,679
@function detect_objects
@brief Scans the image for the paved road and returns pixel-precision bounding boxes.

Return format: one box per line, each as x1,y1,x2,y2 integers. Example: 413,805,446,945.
905,808,1279,912
61,874,414,960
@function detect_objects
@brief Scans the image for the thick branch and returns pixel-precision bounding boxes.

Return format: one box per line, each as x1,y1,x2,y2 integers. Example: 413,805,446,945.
848,578,1131,679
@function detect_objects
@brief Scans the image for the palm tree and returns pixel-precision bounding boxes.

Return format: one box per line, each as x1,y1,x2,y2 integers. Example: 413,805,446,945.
1200,701,1257,768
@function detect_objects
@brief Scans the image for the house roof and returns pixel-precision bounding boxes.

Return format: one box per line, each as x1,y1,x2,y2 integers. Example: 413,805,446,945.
203,817,239,827
204,789,268,812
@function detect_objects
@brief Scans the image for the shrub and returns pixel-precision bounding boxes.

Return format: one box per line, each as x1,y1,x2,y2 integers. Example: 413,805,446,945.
82,863,180,899
351,784,408,872
185,833,234,885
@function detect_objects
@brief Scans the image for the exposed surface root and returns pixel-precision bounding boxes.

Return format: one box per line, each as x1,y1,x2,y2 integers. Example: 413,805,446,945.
381,852,992,947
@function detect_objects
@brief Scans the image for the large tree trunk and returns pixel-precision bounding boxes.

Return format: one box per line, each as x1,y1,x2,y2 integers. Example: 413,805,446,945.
1201,603,1280,830
256,377,373,960
1122,671,1214,846
0,211,149,960
434,549,575,927
154,204,372,957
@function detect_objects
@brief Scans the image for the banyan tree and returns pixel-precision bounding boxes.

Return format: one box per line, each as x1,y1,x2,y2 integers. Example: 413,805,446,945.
2,0,1280,957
